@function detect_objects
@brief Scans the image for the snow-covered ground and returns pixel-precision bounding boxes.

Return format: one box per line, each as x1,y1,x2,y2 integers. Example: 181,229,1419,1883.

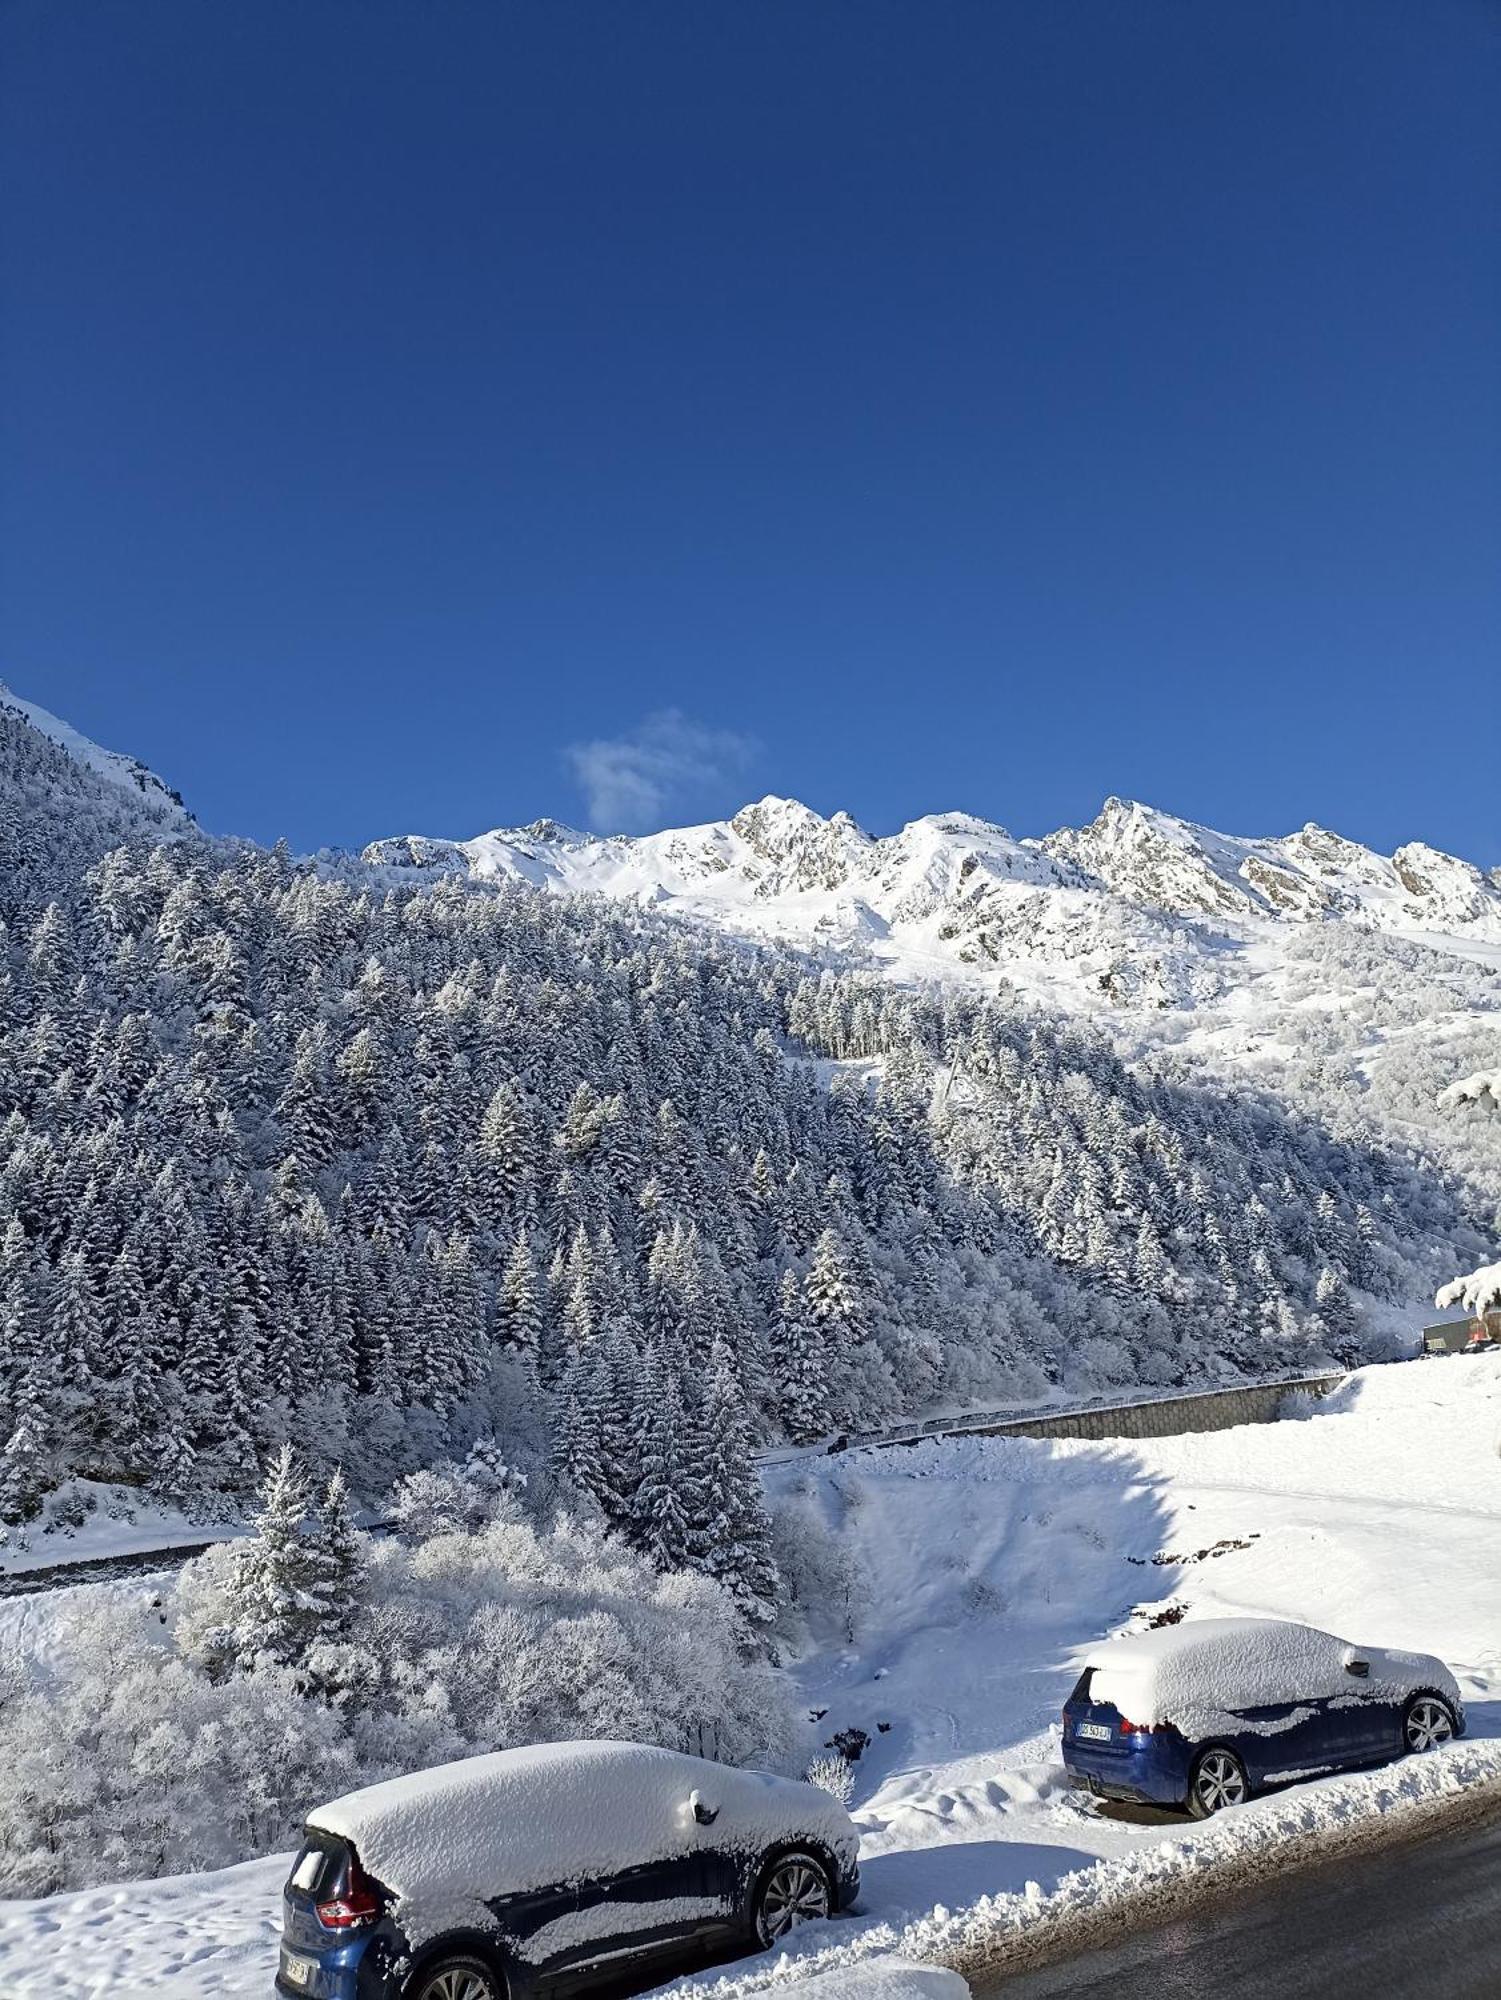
3,1355,1498,1996
660,1351,1501,1992
783,1349,1501,1893
0,1483,244,1579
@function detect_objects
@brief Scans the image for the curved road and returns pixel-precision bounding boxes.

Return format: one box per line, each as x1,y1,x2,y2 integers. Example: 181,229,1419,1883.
972,1797,1501,1999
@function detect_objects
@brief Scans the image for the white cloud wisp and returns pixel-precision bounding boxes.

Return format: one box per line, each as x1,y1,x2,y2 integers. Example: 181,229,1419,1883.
565,709,758,833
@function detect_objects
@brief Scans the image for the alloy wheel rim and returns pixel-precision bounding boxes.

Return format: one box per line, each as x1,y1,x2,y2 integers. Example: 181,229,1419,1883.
1407,1700,1453,1752
761,1859,830,1939
1195,1751,1245,1811
420,1971,495,2000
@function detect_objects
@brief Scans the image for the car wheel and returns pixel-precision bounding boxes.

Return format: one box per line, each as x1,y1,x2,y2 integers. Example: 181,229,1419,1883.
1404,1695,1456,1754
410,1955,506,2000
753,1849,833,1947
1187,1747,1248,1818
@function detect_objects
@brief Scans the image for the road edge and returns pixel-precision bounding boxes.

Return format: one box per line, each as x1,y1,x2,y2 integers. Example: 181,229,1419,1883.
950,1768,1501,1988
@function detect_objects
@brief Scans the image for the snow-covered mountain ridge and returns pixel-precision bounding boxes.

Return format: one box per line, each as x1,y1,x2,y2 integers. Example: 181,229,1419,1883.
0,681,192,828
363,792,1501,1009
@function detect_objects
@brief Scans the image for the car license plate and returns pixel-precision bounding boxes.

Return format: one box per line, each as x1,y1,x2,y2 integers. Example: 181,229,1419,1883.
1076,1721,1112,1741
280,1951,317,1990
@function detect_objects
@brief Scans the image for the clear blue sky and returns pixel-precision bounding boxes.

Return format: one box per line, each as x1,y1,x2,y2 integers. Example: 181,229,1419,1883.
3,1,1497,859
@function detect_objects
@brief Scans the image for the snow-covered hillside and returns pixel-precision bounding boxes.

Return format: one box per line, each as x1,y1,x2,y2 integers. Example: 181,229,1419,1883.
361,792,1501,1014
360,787,1501,1220
0,681,191,829
5,1354,1497,1997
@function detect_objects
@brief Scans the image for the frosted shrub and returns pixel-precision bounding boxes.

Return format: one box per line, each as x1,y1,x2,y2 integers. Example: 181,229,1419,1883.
0,1501,795,1897
803,1752,856,1807
356,1509,793,1770
0,1602,360,1898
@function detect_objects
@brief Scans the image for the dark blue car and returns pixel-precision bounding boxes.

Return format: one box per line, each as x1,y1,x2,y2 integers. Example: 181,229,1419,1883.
275,1740,860,2000
1062,1617,1463,1818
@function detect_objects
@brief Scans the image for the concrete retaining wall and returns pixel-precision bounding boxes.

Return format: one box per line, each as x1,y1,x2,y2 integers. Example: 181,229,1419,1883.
953,1374,1342,1445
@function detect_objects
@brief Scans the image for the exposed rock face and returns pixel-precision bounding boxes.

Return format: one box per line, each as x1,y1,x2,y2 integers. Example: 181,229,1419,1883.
1391,843,1495,928
730,796,876,897
361,834,471,873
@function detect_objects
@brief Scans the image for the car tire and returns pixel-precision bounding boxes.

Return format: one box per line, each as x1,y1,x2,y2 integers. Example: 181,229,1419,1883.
409,1953,507,2000
1403,1693,1457,1754
1186,1747,1249,1818
752,1848,833,1948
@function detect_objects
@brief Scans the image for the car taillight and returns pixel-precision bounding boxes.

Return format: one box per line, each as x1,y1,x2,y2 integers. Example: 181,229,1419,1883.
1119,1718,1167,1736
316,1863,380,1931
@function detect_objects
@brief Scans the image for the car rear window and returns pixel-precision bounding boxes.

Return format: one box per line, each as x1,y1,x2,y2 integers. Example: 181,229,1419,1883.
288,1833,349,1900
1069,1668,1095,1704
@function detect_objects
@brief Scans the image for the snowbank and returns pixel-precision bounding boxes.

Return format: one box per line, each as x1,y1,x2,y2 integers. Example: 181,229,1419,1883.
784,1959,969,1996
658,1739,1501,1995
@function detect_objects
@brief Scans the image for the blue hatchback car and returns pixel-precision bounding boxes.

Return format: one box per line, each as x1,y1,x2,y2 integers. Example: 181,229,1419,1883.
275,1740,860,2000
1062,1617,1463,1818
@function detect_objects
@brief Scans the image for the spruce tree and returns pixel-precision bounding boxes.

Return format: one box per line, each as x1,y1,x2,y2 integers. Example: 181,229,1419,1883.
696,1339,779,1629
771,1268,829,1443
217,1445,325,1678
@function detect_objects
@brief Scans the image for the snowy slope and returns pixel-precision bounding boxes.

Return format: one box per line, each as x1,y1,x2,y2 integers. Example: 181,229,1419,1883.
0,681,192,826
7,1355,1497,1998
765,1353,1500,1925
362,793,1501,1017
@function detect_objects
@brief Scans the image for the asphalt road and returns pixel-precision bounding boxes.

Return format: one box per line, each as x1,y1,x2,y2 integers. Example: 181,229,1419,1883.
971,1796,1501,2000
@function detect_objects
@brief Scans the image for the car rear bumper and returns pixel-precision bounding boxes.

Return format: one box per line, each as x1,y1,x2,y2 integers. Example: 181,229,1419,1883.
1062,1737,1188,1809
274,1931,379,2000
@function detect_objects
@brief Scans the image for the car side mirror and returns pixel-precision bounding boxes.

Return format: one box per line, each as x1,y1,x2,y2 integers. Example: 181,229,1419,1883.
689,1789,719,1827
1344,1658,1370,1678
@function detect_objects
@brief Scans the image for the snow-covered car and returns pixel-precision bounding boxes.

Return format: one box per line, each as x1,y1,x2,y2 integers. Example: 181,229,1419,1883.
274,1739,860,2000
1062,1616,1464,1818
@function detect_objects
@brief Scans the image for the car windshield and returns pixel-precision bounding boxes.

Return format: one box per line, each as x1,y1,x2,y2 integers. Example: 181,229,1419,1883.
1069,1669,1095,1704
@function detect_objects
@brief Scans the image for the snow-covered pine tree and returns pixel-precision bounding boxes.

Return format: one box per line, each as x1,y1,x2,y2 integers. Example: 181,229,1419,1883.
495,1226,542,1367
770,1268,830,1444
630,1349,695,1571
694,1338,779,1629
309,1465,363,1643
211,1445,327,1680
804,1227,863,1361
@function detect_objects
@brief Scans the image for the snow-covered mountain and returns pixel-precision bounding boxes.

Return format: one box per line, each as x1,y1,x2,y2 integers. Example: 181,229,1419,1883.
0,681,192,828
363,793,1501,1010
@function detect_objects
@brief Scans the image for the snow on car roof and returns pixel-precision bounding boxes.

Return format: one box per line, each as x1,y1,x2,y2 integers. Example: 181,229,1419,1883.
1084,1619,1350,1726
311,1741,681,1902
1080,1617,1455,1729
309,1740,855,1921
1082,1617,1317,1667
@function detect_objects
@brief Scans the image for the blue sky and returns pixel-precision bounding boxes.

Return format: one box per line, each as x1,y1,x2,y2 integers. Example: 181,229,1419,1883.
3,1,1497,859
